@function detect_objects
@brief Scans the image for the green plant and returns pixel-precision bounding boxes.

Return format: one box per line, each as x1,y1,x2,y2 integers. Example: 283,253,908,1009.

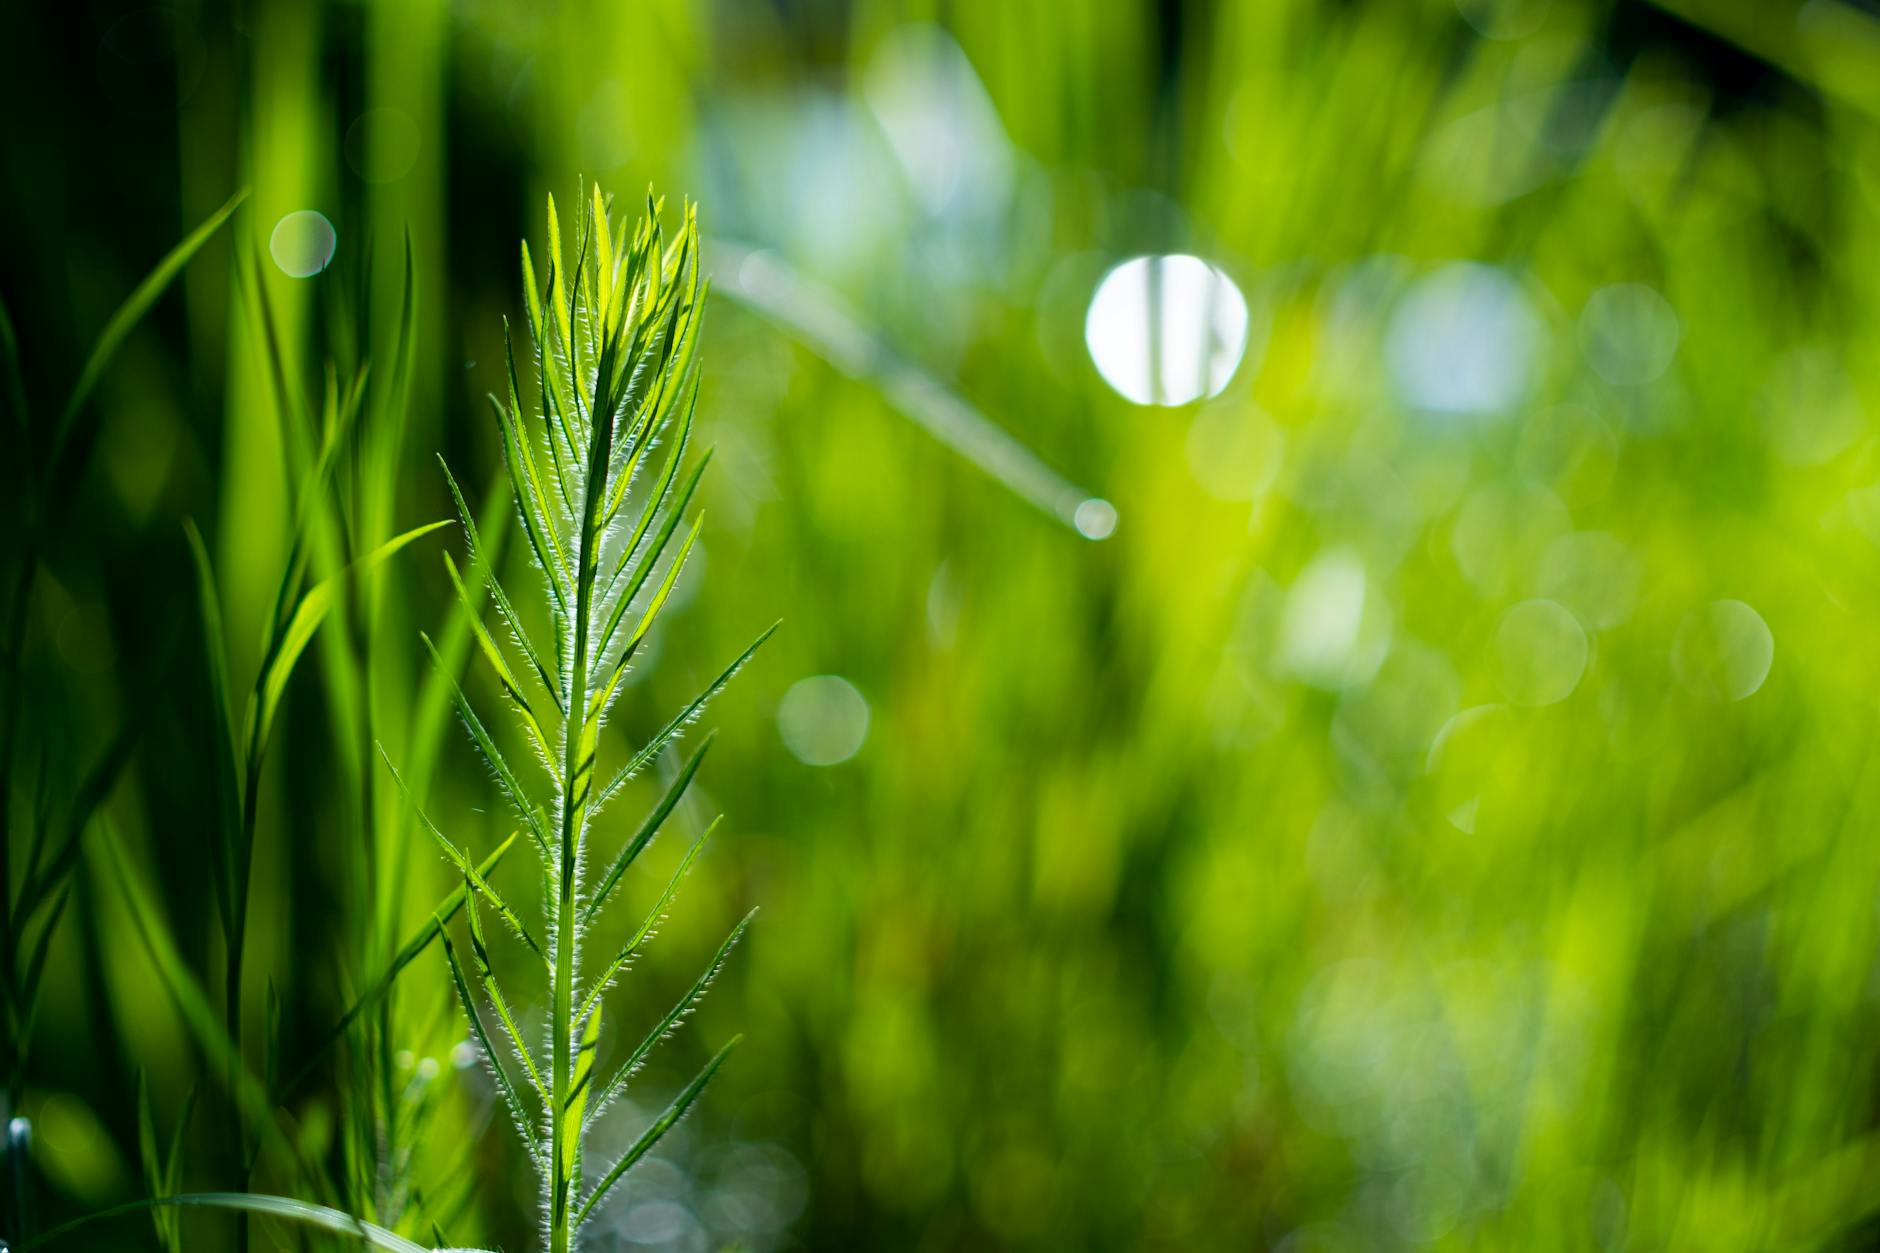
395,184,769,1253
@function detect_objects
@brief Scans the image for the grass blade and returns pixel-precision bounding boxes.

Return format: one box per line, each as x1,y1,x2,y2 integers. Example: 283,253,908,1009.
273,832,519,1102
182,519,242,934
12,1192,431,1253
254,519,448,752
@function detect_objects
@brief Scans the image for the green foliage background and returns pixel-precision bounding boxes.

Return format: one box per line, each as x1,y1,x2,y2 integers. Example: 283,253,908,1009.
5,0,1880,1249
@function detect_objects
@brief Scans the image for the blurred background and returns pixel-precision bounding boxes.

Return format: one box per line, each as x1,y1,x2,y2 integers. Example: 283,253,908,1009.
5,0,1880,1248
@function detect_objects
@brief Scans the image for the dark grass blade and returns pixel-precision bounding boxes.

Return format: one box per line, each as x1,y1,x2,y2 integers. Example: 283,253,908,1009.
49,189,248,489
93,821,323,1192
182,519,242,934
273,831,517,1102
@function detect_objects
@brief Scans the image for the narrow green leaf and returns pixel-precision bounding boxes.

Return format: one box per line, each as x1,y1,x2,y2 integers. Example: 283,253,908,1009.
443,550,550,759
576,1034,742,1228
584,908,755,1136
578,816,722,1025
584,731,715,923
563,996,601,1185
592,624,779,815
439,456,560,714
489,392,571,616
596,441,709,668
438,922,542,1167
380,747,542,958
419,632,552,855
591,514,702,720
464,882,546,1099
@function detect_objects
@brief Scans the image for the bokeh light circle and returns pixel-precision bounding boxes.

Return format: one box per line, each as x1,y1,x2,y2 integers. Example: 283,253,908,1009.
1579,283,1680,385
1084,254,1249,406
1494,599,1587,706
1672,600,1773,701
1386,263,1539,419
269,210,337,278
778,675,870,766
1072,498,1118,540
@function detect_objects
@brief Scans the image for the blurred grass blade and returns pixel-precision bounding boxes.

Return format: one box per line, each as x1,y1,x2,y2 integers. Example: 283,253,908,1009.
12,1191,431,1253
711,238,1111,537
50,189,248,484
584,908,754,1133
90,819,319,1190
255,519,449,751
273,832,519,1102
575,1034,741,1227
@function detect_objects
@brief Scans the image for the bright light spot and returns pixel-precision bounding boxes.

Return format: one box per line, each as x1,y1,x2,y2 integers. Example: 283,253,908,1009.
1673,600,1773,701
1277,548,1390,690
1580,283,1680,385
778,675,870,766
1073,497,1118,540
344,108,421,184
1494,600,1587,706
1185,402,1285,501
1085,255,1250,406
269,210,336,278
1387,263,1539,419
